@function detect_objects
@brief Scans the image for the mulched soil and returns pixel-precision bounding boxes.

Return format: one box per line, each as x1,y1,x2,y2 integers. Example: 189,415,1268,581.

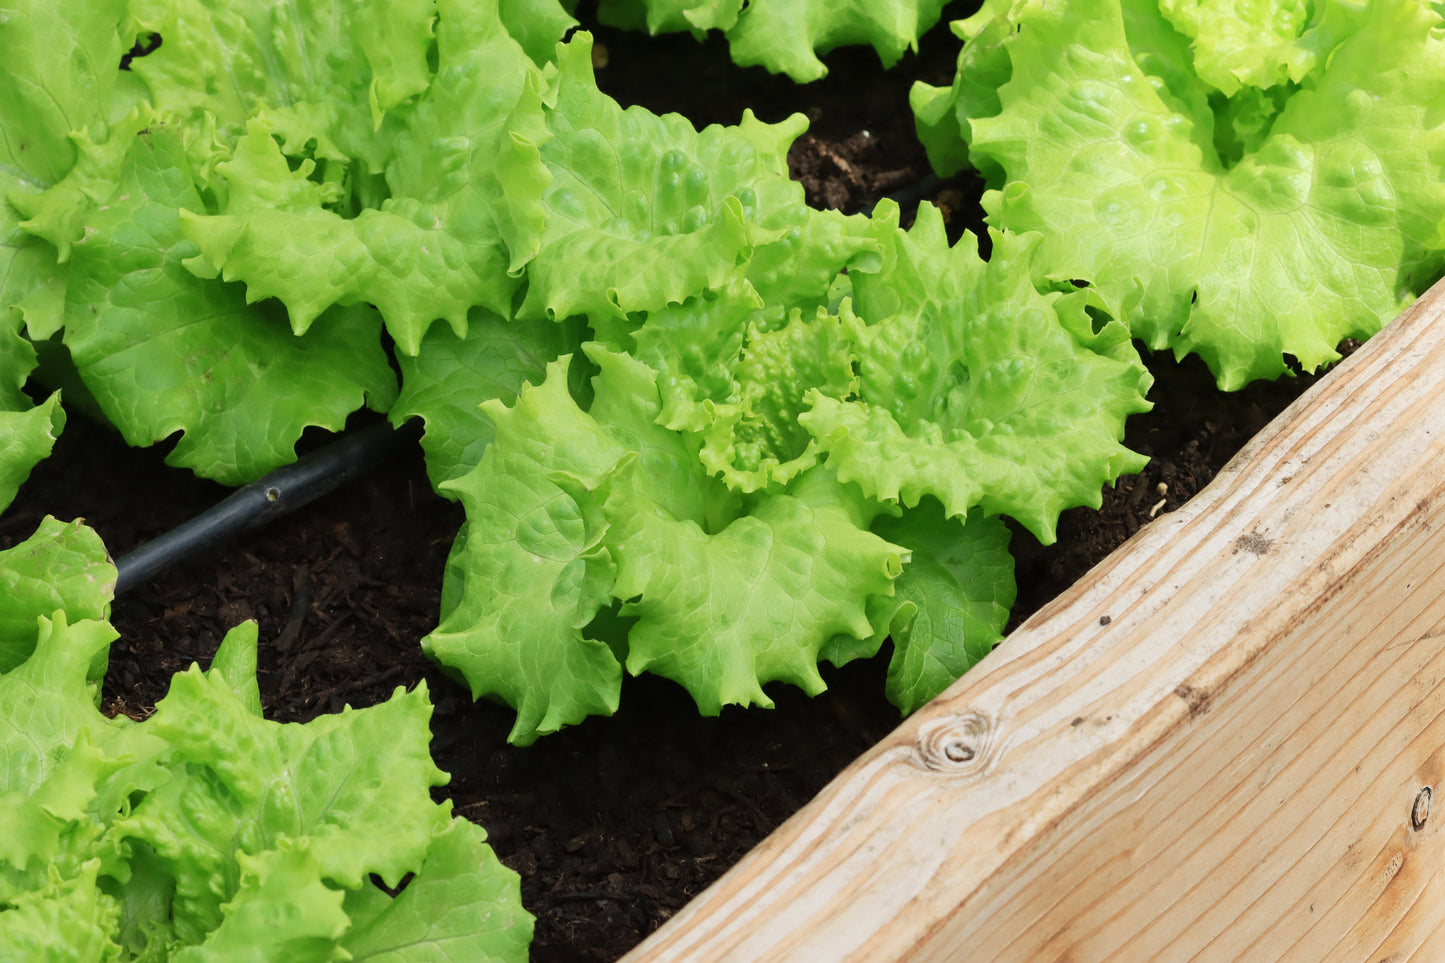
0,6,1342,961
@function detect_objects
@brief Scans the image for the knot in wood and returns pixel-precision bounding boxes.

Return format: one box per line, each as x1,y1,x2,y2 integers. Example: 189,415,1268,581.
913,711,994,775
1413,786,1432,831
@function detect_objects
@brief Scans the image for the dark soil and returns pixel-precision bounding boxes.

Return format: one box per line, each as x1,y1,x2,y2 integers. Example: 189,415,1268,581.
0,7,1342,962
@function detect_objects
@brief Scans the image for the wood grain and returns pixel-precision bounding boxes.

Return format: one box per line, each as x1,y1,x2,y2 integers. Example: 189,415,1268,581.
621,280,1445,963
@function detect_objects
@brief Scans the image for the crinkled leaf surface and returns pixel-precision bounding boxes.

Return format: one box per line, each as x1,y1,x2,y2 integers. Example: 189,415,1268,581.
169,843,350,963
128,0,433,169
635,282,855,493
60,127,397,485
802,203,1151,543
518,34,802,323
391,312,587,493
0,190,67,352
723,0,951,82
583,345,739,529
0,859,118,963
0,0,119,509
0,613,119,801
0,517,113,673
742,205,881,323
596,0,946,82
178,0,553,354
595,0,742,34
501,0,582,64
611,468,906,714
694,303,859,492
341,819,533,963
909,2,1015,180
425,345,760,741
1158,0,1318,95
426,358,630,746
951,0,1445,387
119,671,452,937
0,0,127,189
0,394,64,517
0,553,528,962
869,503,1014,713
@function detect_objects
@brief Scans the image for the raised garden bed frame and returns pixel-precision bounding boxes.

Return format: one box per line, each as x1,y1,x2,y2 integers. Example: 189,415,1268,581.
619,280,1445,961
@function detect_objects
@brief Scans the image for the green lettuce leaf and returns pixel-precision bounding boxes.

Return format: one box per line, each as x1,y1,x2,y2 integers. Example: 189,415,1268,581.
802,202,1151,543
176,0,553,355
517,33,803,323
500,0,582,64
0,0,128,189
0,0,122,510
340,819,533,963
909,2,1015,181
1157,0,1319,96
693,300,859,492
624,209,878,495
391,312,588,493
0,531,530,961
741,206,882,324
0,516,114,673
1,162,68,346
594,0,742,34
930,0,1445,388
596,0,949,82
425,356,632,745
118,670,453,937
424,344,902,738
0,394,64,517
170,843,350,963
127,0,433,170
0,859,118,963
611,466,906,713
868,504,1015,713
0,612,120,801
722,0,951,83
582,344,739,529
59,127,397,485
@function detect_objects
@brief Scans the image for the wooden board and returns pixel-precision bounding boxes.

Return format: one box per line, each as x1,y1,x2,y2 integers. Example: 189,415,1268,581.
621,280,1445,962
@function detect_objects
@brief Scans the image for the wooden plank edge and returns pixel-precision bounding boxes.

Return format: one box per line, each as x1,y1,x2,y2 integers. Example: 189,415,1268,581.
620,279,1445,963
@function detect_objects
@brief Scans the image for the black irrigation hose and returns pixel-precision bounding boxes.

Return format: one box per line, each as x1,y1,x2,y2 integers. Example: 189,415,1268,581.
113,419,423,596
110,173,951,597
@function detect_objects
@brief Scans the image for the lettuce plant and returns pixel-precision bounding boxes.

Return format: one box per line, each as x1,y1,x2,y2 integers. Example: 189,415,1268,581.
912,0,1445,389
509,0,953,82
0,0,1152,746
0,518,531,961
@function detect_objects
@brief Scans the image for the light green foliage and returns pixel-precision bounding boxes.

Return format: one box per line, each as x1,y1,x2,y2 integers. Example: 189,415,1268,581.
865,504,1015,713
722,0,952,82
391,312,589,493
426,358,633,744
913,0,1445,388
500,0,582,64
0,516,113,673
0,520,531,962
596,0,951,82
806,203,1152,543
421,192,1149,741
124,0,434,169
1157,0,1319,95
611,468,906,713
0,0,1153,745
0,0,109,509
0,0,128,188
176,0,553,354
0,394,64,516
518,34,803,323
61,128,398,485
